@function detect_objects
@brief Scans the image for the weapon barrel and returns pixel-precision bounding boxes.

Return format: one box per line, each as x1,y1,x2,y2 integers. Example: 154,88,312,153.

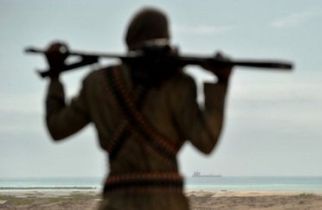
175,55,292,70
232,60,292,70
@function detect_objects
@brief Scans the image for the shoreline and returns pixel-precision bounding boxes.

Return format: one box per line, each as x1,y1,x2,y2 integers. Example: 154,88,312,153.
1,188,322,195
1,190,322,210
0,187,97,190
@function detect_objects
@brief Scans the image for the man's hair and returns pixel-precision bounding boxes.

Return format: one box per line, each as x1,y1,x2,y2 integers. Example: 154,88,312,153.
125,7,170,50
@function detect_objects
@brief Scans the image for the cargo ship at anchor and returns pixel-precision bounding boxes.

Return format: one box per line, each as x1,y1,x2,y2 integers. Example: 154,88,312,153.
192,171,222,178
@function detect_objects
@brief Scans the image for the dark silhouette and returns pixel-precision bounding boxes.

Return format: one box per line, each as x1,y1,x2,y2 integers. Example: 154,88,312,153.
44,7,232,210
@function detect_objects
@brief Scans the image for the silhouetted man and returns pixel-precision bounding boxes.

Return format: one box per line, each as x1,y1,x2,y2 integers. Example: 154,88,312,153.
45,7,232,210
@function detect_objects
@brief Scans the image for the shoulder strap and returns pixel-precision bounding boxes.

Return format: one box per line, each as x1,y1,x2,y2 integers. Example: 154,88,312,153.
103,66,146,160
105,66,179,161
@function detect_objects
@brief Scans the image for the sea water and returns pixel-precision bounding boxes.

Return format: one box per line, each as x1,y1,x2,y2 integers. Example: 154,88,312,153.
1,177,322,193
185,176,322,193
0,177,101,189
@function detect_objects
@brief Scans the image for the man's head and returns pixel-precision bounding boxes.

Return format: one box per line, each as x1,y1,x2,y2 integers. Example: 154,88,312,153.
125,7,170,50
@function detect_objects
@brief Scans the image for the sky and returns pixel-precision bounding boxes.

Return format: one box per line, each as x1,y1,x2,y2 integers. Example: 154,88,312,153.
1,0,322,178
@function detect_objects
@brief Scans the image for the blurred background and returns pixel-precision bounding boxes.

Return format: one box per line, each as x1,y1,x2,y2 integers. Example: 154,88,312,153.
1,0,321,180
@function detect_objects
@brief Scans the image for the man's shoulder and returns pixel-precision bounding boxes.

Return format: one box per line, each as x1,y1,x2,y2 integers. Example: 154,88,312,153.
168,71,196,88
83,67,108,82
83,65,123,81
81,65,127,91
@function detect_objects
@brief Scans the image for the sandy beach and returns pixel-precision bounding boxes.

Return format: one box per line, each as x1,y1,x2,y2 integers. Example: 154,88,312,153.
1,190,322,210
187,191,322,210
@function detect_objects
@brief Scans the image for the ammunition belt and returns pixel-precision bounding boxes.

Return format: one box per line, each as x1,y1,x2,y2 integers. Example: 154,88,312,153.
103,172,183,193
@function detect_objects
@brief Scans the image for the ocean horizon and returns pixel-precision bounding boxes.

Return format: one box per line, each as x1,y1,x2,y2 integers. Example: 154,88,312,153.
1,176,322,193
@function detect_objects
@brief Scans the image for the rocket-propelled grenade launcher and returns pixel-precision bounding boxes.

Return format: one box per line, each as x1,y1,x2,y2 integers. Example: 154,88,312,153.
25,42,293,78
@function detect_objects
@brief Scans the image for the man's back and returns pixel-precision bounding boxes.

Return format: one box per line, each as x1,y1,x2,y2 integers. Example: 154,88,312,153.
46,64,227,209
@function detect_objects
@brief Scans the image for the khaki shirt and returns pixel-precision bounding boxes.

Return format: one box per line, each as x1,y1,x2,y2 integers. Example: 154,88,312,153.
46,65,228,210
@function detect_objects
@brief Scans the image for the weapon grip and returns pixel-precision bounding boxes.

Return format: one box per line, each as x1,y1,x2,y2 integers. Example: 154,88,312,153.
37,70,51,78
25,48,44,54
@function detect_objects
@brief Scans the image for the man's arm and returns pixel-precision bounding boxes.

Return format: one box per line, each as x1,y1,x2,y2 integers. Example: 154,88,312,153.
172,53,232,154
44,42,90,141
46,78,90,141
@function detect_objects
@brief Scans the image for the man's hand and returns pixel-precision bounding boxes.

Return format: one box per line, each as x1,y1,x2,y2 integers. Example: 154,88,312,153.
202,52,233,84
45,42,69,79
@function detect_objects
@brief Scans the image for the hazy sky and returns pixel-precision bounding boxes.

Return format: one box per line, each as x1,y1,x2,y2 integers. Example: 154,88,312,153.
1,0,322,178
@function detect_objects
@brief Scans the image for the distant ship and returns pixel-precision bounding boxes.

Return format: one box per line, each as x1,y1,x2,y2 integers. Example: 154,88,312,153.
192,171,222,178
